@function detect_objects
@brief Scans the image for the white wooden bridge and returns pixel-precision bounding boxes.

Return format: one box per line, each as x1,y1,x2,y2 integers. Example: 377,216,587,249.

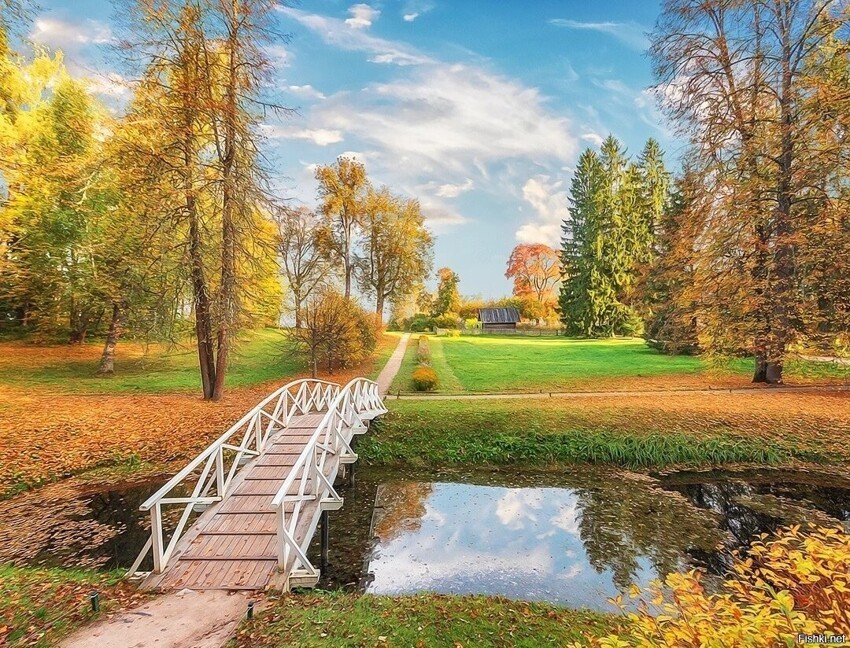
128,377,387,591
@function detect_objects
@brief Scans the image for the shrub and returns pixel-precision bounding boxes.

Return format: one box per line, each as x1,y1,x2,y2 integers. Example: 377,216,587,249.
433,313,460,329
574,525,850,647
411,366,439,391
417,335,431,365
405,314,435,332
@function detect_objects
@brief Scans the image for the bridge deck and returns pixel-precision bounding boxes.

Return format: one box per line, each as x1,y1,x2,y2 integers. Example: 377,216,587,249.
143,413,350,591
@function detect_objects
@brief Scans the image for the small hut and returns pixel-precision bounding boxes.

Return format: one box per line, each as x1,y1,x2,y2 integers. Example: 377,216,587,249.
478,307,520,332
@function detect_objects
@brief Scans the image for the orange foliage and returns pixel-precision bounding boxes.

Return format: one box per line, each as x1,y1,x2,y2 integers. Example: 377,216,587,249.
0,336,396,495
505,243,561,304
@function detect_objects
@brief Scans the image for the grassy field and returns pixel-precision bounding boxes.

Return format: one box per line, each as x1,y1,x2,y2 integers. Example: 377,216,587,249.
230,592,618,648
0,328,302,394
362,391,850,469
390,335,849,393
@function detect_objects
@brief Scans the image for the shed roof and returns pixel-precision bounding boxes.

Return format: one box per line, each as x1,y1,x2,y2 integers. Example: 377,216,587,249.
478,307,521,324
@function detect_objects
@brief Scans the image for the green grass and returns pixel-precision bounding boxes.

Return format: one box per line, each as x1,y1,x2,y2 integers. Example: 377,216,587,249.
0,564,138,647
440,336,734,391
359,399,837,469
366,332,403,381
0,328,302,394
389,334,422,393
394,335,849,393
231,592,618,648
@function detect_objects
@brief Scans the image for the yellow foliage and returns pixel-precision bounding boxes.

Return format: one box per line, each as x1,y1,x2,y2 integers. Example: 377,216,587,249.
574,526,850,647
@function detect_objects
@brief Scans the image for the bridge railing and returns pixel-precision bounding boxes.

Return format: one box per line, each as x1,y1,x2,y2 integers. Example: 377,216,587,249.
270,377,387,585
130,378,341,576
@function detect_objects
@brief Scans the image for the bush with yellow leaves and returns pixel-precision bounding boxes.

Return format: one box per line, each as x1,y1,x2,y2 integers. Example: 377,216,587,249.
575,525,849,647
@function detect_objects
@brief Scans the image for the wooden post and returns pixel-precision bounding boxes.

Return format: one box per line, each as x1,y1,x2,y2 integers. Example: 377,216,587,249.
216,446,226,497
277,506,286,571
320,510,329,572
151,505,163,573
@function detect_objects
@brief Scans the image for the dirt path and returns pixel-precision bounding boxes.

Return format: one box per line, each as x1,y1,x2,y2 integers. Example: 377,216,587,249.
390,384,850,400
376,333,410,394
60,590,251,648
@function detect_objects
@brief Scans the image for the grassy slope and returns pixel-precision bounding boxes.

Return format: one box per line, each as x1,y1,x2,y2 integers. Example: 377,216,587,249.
231,593,618,648
361,393,850,469
0,329,300,394
393,335,849,393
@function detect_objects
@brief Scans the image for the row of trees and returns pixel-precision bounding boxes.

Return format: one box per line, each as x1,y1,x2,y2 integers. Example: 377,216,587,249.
558,0,850,384
1,1,286,399
645,0,850,384
559,137,669,337
1,4,433,397
277,157,433,328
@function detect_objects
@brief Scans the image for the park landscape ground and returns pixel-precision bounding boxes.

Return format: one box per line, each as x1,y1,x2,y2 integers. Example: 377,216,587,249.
1,333,850,646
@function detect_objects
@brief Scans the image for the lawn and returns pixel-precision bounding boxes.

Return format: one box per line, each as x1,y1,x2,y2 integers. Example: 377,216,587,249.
362,391,850,469
391,335,849,393
230,592,619,648
0,328,302,394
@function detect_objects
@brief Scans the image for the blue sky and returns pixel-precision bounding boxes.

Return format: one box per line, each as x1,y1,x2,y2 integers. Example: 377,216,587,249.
27,0,677,298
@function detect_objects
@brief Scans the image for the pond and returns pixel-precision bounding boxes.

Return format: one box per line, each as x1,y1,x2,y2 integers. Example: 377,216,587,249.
2,466,848,612
309,467,850,611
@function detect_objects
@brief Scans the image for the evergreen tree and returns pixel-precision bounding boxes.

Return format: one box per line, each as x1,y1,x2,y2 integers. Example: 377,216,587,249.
559,136,667,337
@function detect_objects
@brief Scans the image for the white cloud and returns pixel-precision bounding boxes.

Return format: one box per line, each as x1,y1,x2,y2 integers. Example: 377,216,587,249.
403,13,420,22
435,178,474,198
313,64,577,174
345,3,380,30
31,16,113,48
287,84,326,100
548,18,649,51
280,6,432,66
420,199,469,233
581,132,604,146
262,125,344,146
516,175,570,246
85,72,130,100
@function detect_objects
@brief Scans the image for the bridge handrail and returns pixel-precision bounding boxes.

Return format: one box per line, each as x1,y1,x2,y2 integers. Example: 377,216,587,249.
131,378,341,576
270,377,387,580
139,378,339,512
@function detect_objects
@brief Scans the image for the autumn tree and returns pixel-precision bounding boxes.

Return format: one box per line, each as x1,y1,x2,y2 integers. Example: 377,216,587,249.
120,0,287,399
356,187,433,325
316,156,369,299
505,243,560,306
641,171,701,354
651,0,850,383
434,267,461,316
289,289,376,377
275,206,328,328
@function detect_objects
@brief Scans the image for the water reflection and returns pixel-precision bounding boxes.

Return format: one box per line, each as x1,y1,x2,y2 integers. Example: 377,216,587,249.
353,469,850,611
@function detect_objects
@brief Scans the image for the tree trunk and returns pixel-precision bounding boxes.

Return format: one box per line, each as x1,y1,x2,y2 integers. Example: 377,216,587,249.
212,0,240,402
294,294,302,329
752,351,768,383
343,253,351,299
97,302,123,375
187,161,216,400
375,293,385,327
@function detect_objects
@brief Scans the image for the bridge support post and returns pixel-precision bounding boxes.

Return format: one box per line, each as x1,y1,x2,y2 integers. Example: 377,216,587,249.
320,510,329,572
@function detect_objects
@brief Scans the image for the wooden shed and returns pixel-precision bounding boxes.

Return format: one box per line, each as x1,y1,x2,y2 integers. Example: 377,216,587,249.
478,307,520,331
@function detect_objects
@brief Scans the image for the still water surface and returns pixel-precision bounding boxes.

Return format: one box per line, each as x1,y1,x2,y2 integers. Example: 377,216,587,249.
3,466,848,611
